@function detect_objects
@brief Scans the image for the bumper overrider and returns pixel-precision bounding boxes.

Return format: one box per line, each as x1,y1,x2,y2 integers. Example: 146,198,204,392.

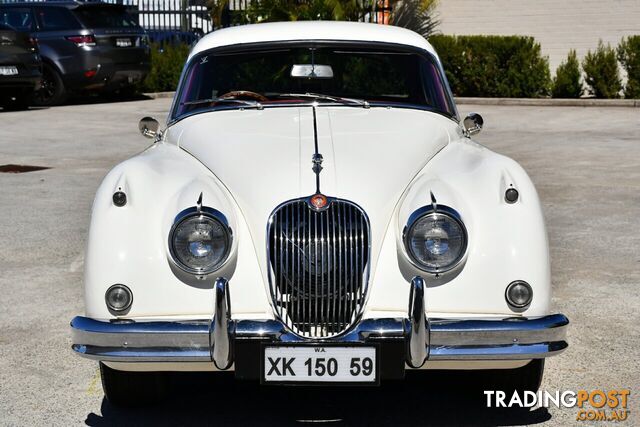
71,278,569,378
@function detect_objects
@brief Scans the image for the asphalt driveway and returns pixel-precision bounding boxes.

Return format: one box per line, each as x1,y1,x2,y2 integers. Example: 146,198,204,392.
0,99,638,426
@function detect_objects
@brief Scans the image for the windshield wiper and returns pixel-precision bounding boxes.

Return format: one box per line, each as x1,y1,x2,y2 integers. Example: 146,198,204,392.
275,93,370,108
181,97,263,109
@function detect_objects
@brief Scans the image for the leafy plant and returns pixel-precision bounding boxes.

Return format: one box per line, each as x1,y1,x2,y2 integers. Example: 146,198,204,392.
551,50,582,98
389,0,440,39
582,41,622,98
207,0,374,26
429,35,550,97
617,35,640,99
141,43,190,93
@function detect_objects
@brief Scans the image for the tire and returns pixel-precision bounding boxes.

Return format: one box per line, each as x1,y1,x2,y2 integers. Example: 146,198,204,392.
116,85,139,99
33,64,67,106
487,359,545,395
99,362,168,407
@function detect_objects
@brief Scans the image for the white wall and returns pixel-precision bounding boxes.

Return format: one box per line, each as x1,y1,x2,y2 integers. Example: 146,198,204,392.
435,0,640,73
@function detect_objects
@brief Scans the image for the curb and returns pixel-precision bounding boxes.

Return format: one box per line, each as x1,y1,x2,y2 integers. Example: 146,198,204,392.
455,97,639,107
142,92,639,107
143,91,176,99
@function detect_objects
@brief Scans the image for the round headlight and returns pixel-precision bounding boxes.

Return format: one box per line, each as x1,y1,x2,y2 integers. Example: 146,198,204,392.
169,209,231,275
404,207,467,273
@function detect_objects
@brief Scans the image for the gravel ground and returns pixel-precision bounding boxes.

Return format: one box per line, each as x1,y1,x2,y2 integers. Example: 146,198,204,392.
0,99,638,426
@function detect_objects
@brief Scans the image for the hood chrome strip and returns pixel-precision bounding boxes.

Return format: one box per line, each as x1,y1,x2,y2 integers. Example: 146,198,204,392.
311,105,324,194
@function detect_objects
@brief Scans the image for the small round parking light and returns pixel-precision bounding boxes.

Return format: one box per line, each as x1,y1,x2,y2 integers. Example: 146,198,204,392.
112,191,127,207
505,281,533,309
505,188,519,204
105,284,133,313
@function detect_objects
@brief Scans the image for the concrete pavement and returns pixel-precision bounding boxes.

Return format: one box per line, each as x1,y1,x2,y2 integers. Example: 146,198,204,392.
0,99,638,425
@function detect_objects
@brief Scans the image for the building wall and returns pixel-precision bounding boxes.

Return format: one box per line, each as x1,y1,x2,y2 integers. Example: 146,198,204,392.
435,0,640,73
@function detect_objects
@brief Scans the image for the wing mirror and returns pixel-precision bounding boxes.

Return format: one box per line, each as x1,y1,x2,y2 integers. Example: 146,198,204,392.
139,117,160,139
462,113,484,137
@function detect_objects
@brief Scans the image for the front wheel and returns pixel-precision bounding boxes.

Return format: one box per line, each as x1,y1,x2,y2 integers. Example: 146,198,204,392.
486,359,545,395
100,362,167,407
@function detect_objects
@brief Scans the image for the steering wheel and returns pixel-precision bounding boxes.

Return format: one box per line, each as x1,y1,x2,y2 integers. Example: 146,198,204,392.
219,90,269,102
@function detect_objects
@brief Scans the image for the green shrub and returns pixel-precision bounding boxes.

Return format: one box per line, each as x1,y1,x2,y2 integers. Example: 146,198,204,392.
582,41,621,98
429,35,550,97
141,43,190,93
551,50,582,98
617,35,640,98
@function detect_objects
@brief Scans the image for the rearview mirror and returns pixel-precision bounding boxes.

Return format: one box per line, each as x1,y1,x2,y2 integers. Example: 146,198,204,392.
462,113,483,136
291,64,334,79
139,117,159,139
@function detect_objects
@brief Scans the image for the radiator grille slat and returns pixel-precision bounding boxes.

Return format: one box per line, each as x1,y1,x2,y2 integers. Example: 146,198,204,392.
268,198,370,338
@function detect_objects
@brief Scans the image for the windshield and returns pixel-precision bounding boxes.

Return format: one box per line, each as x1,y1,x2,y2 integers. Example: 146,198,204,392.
73,7,139,29
172,44,456,121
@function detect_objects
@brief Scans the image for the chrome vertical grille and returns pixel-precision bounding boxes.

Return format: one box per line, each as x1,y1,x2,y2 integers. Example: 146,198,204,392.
268,198,370,338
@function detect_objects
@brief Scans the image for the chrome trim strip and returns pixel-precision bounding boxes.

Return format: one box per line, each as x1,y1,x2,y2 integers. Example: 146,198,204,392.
71,313,568,362
70,316,212,362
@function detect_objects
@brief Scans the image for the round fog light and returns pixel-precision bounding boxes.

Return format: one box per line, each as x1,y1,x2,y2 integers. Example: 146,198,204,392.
105,284,132,312
505,281,533,309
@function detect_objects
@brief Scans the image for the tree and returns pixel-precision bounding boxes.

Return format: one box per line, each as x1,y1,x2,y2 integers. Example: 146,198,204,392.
207,0,375,27
551,50,582,98
617,36,640,99
389,0,439,39
582,41,622,98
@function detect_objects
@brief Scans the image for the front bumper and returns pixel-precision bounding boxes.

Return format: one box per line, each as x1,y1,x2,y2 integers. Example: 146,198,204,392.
71,278,569,375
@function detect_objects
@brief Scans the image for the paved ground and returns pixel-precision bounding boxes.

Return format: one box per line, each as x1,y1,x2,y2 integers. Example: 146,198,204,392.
0,99,638,426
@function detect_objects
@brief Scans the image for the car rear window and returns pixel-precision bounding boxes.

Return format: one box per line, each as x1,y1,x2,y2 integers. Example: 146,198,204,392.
72,7,139,29
35,7,80,31
0,8,34,32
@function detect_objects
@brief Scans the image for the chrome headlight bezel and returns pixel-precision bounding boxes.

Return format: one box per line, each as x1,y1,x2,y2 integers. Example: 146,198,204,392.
168,206,232,276
402,205,468,274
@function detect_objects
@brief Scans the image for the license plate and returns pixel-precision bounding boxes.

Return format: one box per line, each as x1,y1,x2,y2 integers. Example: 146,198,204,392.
263,345,377,384
116,38,132,47
0,66,18,76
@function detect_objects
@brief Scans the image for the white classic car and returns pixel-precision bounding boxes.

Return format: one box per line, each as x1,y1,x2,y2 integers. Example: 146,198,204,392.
71,21,569,406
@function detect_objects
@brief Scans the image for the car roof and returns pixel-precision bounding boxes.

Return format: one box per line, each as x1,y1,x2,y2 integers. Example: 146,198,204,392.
189,21,438,59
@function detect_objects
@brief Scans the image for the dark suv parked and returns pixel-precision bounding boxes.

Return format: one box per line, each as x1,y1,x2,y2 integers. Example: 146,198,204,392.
0,22,42,110
0,2,151,105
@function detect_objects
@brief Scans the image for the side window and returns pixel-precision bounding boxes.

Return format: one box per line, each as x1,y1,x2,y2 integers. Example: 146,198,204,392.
0,8,35,32
35,7,80,31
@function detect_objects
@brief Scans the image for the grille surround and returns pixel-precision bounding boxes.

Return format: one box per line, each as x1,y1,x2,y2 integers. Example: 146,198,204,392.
267,196,371,339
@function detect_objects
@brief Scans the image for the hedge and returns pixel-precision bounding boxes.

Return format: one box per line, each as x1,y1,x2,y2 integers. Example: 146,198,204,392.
141,43,190,93
429,35,551,98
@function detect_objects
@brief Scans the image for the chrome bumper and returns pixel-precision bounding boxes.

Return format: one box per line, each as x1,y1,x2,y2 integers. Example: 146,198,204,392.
71,278,569,369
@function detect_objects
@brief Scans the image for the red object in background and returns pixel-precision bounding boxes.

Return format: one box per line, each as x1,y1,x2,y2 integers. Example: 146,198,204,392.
84,69,97,78
65,35,96,47
377,0,390,24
